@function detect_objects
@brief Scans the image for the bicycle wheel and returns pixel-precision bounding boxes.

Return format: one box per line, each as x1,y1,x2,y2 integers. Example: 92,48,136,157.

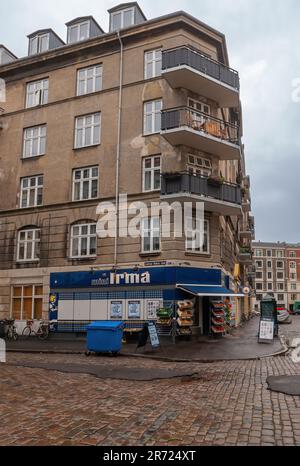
38,327,49,340
22,326,31,339
13,329,19,341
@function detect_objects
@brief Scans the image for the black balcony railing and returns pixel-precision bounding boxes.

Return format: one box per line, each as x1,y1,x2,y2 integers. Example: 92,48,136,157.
162,46,240,91
161,106,240,146
161,172,242,206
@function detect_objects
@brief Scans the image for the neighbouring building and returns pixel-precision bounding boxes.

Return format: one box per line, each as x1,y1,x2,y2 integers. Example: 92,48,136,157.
0,3,254,337
253,241,300,311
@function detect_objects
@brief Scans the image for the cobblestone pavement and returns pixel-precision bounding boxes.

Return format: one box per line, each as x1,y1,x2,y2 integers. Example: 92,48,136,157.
1,352,300,446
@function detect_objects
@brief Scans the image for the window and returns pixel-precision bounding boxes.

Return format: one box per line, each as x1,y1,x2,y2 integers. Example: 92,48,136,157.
291,283,297,291
186,217,210,254
267,272,272,280
17,228,40,262
277,294,284,302
26,79,49,108
11,285,43,320
291,294,297,301
144,99,162,135
187,155,212,177
143,156,161,192
267,250,272,257
75,113,101,148
255,249,263,257
267,283,273,291
188,98,210,116
73,167,98,201
29,34,49,55
70,223,97,258
290,273,297,281
144,49,162,79
77,65,102,96
256,283,263,291
277,283,284,291
290,261,296,270
256,260,263,269
111,8,134,31
276,250,284,258
23,125,46,158
256,272,263,280
68,21,90,43
277,261,284,269
290,251,296,258
141,217,160,253
277,272,284,280
256,294,263,301
20,175,43,208
267,261,272,269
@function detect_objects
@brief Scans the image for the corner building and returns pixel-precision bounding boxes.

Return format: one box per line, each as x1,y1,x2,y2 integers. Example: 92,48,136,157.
0,3,254,336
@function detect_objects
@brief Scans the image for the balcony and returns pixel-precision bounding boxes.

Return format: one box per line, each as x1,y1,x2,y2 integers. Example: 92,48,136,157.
162,46,240,108
240,218,255,240
161,107,241,160
242,199,251,213
238,247,253,266
161,172,242,216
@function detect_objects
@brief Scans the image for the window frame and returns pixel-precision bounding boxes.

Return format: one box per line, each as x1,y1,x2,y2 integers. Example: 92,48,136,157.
68,21,90,44
144,49,162,79
143,156,161,192
141,217,161,254
26,78,49,108
74,113,101,149
143,99,162,135
17,228,41,263
29,33,49,55
23,125,47,159
185,217,210,255
111,7,135,31
11,285,43,321
76,64,103,96
72,166,99,202
20,175,44,208
70,223,97,259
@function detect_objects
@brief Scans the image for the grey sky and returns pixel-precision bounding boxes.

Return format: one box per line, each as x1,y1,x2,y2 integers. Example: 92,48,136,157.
1,0,300,242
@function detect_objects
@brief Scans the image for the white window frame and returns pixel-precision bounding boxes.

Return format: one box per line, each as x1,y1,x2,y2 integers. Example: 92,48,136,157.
75,113,101,149
290,251,296,258
70,223,97,259
111,8,135,31
144,49,162,79
143,156,161,192
77,65,102,96
290,261,296,270
141,217,161,254
26,78,49,108
267,272,273,280
290,273,297,281
255,249,263,257
11,285,43,320
29,34,49,55
185,218,210,255
68,21,90,44
267,283,273,291
187,154,212,177
267,261,272,269
255,260,263,269
23,125,46,158
20,175,43,208
143,99,162,135
17,228,40,262
290,283,297,291
72,167,99,201
276,261,284,269
277,272,284,281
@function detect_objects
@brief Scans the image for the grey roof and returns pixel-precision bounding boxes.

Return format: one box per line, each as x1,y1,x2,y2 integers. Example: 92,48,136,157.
65,16,104,33
27,29,65,45
0,44,17,59
108,2,147,21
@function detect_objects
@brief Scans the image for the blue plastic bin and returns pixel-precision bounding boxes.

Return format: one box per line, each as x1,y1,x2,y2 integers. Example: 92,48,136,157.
86,321,124,354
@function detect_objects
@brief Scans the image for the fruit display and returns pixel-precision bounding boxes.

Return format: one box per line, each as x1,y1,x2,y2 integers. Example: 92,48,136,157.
156,307,173,336
210,300,225,337
176,300,194,336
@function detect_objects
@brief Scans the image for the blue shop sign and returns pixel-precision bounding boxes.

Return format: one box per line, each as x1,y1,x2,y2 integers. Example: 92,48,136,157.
50,267,223,289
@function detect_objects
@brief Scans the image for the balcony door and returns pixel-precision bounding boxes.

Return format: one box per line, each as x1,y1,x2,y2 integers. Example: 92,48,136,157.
188,98,210,123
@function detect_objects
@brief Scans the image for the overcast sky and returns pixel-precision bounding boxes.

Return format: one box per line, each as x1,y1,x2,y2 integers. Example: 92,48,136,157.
1,0,300,243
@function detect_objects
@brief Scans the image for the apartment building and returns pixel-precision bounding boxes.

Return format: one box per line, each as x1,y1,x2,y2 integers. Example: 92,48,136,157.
0,3,253,335
253,242,300,311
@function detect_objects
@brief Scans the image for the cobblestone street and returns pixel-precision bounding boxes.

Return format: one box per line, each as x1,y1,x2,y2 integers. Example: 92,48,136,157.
1,352,300,446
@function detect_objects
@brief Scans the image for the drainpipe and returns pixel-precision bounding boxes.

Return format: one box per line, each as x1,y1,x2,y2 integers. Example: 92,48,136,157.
114,31,124,267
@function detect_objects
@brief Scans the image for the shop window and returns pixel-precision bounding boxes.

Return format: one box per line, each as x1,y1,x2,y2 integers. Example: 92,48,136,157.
12,285,43,320
144,49,162,79
17,228,40,262
143,156,161,192
23,125,46,158
141,217,160,253
77,65,102,96
70,222,97,258
143,99,162,135
75,113,101,148
20,175,43,208
73,166,98,201
26,78,49,108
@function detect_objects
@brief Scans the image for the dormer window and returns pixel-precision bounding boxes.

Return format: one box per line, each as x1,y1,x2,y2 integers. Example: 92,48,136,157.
29,33,49,55
68,21,90,44
111,8,135,31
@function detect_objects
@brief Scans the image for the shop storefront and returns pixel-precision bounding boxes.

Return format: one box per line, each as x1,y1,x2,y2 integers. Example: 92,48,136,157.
49,266,244,337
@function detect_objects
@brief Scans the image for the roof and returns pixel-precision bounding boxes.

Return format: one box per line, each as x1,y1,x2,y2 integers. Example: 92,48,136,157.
65,16,104,33
108,2,147,21
27,29,65,45
0,44,17,59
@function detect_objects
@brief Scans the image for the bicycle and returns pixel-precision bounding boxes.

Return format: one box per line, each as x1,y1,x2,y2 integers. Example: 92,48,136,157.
4,319,18,341
22,320,51,340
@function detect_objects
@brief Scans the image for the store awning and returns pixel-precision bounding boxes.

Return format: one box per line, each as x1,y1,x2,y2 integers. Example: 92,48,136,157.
176,284,245,297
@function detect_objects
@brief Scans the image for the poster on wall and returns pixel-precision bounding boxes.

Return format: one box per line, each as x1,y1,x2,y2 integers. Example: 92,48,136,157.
146,300,162,320
128,301,141,319
110,301,123,319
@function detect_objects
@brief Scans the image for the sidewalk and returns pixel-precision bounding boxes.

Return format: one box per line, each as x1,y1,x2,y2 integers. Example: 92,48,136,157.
6,316,285,361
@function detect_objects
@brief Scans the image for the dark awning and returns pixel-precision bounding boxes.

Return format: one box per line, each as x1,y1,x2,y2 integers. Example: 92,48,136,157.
176,284,244,297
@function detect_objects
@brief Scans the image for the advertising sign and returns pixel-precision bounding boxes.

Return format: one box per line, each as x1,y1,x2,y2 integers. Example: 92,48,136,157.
128,301,141,319
259,319,275,343
146,300,162,320
148,321,160,349
110,301,123,319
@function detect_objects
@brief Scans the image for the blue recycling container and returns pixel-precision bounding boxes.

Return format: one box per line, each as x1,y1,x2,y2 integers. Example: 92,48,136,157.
86,321,124,354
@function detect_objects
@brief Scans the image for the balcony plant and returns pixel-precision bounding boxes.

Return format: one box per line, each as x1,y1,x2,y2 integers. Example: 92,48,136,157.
207,175,225,187
240,246,252,255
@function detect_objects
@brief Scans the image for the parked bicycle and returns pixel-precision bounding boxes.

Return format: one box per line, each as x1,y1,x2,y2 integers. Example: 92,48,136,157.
4,319,18,341
22,320,57,340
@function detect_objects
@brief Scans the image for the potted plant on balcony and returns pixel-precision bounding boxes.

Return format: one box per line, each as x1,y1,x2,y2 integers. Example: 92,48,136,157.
207,175,225,187
240,246,252,255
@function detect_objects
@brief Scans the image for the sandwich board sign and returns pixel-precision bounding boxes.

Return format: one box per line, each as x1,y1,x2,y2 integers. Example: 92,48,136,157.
136,321,160,351
258,319,274,343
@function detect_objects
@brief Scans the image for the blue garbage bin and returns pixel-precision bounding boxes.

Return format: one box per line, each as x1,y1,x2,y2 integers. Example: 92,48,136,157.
86,321,124,354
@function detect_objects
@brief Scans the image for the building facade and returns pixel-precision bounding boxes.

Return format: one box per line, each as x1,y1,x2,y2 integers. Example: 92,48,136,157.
0,3,254,335
253,242,300,311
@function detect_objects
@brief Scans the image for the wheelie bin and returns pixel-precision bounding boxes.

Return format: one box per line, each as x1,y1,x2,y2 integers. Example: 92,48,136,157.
86,321,124,355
